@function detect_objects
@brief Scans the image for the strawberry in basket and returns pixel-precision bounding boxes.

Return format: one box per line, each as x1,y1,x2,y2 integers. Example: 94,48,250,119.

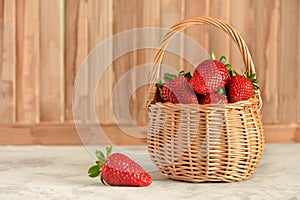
191,53,230,104
157,71,198,104
228,73,259,103
190,53,230,95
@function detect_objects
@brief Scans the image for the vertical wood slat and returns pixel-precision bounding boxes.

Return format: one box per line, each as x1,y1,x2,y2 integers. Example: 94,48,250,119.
89,0,113,124
254,0,280,123
298,0,300,123
65,0,88,121
39,0,64,122
110,0,138,124
277,0,299,123
0,0,5,122
133,0,160,125
16,0,40,123
229,0,255,74
183,0,209,69
207,0,230,58
0,0,16,123
160,0,185,73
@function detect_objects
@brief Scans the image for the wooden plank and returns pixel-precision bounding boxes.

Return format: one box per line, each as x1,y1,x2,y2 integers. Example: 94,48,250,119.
0,125,32,145
0,123,147,145
111,0,138,124
65,0,88,121
88,0,113,124
133,0,160,125
31,124,81,145
0,0,4,121
0,123,298,145
298,0,300,123
0,0,16,123
0,0,3,78
295,126,300,142
159,0,185,72
230,0,255,74
39,0,64,122
277,0,299,123
184,0,209,68
184,0,208,48
16,0,40,123
254,0,280,124
207,0,230,59
16,0,24,122
264,124,297,143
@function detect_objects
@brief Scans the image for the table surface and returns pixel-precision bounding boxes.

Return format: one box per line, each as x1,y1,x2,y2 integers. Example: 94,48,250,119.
0,144,299,200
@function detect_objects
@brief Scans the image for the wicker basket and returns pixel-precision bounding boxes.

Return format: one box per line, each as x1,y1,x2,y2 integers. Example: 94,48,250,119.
147,16,265,182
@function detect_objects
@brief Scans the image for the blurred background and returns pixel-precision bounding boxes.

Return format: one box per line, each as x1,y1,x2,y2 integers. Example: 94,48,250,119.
0,0,299,145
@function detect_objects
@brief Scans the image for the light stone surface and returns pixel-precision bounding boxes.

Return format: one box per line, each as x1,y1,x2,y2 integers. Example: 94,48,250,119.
0,144,299,200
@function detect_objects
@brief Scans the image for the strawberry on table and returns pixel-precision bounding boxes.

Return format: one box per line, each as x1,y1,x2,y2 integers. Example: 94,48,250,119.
88,147,152,187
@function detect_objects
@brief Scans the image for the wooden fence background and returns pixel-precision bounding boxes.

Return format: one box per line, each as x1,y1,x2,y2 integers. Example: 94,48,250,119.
0,0,299,144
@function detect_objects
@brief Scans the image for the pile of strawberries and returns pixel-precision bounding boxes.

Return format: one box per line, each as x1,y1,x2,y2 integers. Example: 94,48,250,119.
157,54,259,105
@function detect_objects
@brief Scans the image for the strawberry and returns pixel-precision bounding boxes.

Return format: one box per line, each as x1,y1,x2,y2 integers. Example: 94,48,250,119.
190,58,230,94
158,71,198,104
199,93,228,104
228,74,258,103
88,147,152,187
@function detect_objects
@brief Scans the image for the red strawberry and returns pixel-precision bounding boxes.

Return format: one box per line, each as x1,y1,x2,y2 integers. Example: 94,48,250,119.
228,75,255,103
190,60,230,94
88,147,152,187
161,77,198,104
157,72,198,104
199,93,228,104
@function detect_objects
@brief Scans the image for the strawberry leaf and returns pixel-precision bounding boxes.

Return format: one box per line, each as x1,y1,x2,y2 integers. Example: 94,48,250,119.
211,52,216,60
156,82,164,93
95,160,104,168
225,64,232,71
219,56,227,64
163,73,177,82
88,165,100,178
106,146,112,158
248,74,256,80
217,88,227,96
96,150,105,164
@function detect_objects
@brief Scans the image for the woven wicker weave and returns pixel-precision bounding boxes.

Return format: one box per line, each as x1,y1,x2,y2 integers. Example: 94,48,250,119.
147,16,265,182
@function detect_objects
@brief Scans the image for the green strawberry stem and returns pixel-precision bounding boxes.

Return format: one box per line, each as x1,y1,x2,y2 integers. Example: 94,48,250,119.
88,146,113,185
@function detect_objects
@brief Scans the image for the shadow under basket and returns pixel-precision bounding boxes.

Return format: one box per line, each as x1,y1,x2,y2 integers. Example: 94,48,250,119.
147,16,265,183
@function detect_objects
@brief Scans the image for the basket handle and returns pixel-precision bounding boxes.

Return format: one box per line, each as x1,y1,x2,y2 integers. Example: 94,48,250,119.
147,16,261,107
